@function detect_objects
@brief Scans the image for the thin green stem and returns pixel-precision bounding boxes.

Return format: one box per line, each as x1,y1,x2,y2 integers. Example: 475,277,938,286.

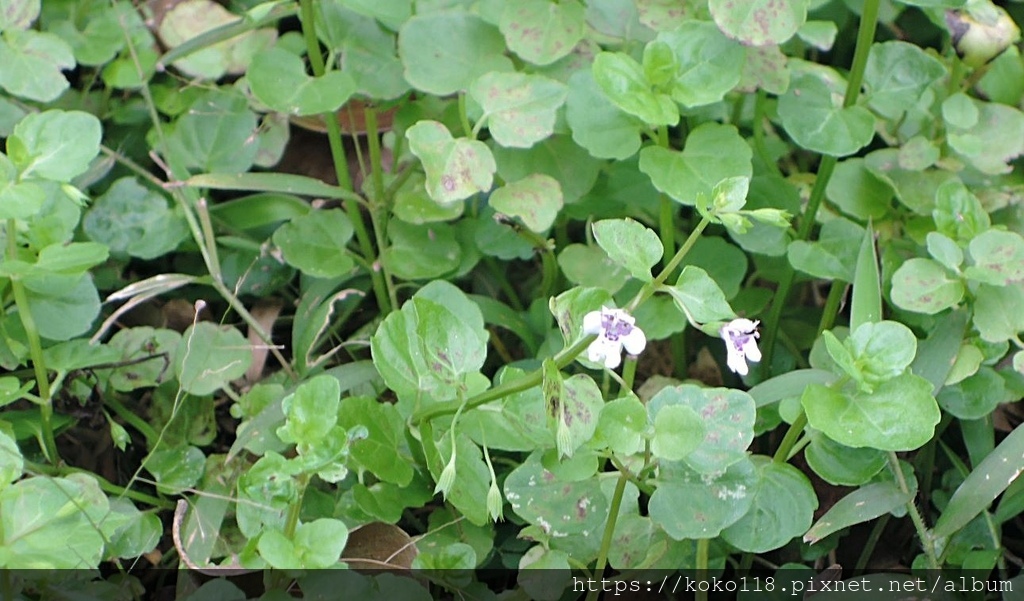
621,356,637,395
25,460,175,510
104,395,159,444
298,0,391,316
586,473,628,601
6,219,58,464
364,106,399,312
626,216,710,312
696,537,710,601
659,196,676,270
888,452,938,568
759,0,879,376
459,93,476,139
817,283,847,335
854,513,889,574
772,411,808,463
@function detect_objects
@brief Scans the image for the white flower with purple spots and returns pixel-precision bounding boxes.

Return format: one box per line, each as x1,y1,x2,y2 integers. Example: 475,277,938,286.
720,318,761,376
582,307,647,370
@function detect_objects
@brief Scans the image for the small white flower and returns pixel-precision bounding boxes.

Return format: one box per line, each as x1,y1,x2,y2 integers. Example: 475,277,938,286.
720,318,761,376
582,306,647,369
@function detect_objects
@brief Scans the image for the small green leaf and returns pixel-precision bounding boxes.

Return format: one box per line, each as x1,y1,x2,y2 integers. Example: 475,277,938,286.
83,177,186,260
933,423,1024,539
804,433,886,486
825,158,893,221
658,21,747,108
504,451,608,537
337,396,414,486
564,69,644,160
493,135,601,204
890,258,965,314
489,174,563,232
787,217,865,282
937,367,1006,420
158,0,274,80
804,481,912,544
848,321,918,385
24,276,101,341
399,13,512,95
382,220,461,280
933,180,990,242
0,0,39,30
558,244,630,294
721,457,817,553
594,397,647,456
649,457,758,540
146,445,205,494
0,30,74,102
0,428,23,487
277,375,340,446
469,72,567,148
639,123,752,206
499,0,584,66
863,41,946,120
554,375,604,459
407,120,496,204
272,209,355,279
965,230,1024,285
160,90,258,174
802,373,940,451
592,52,678,126
8,110,100,182
778,73,875,156
370,281,488,408
651,404,704,461
648,384,755,474
709,0,808,46
927,231,963,270
946,98,1024,175
174,322,253,396
664,266,736,325
248,47,356,116
592,218,663,282
942,92,979,129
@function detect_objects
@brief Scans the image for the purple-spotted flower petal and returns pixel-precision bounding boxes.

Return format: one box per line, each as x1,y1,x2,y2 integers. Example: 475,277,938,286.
582,306,647,370
720,318,761,376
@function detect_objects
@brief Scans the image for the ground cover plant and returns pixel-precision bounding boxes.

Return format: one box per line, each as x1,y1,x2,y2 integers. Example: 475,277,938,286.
1,0,1024,598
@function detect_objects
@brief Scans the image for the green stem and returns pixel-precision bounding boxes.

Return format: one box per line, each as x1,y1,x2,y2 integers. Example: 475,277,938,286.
104,395,160,444
298,0,391,316
855,513,889,574
364,106,399,312
621,356,637,395
626,216,710,312
759,0,880,376
696,537,710,601
6,219,58,464
586,473,628,601
413,334,595,424
459,93,476,139
25,460,175,510
887,452,938,568
817,282,847,334
659,196,676,270
772,410,808,463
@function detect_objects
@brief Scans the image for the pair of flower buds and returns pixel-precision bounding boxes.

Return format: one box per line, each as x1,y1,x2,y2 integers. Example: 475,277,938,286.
582,307,761,376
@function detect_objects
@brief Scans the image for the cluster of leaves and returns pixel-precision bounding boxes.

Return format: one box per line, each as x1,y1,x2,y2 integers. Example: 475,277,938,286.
1,0,1024,598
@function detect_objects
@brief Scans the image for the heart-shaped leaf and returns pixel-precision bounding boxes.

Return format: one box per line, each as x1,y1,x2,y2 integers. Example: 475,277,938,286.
248,47,355,116
778,73,875,156
470,72,567,148
639,123,751,205
407,120,496,204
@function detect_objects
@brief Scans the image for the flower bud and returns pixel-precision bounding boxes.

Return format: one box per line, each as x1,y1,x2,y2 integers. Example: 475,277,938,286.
946,3,1021,68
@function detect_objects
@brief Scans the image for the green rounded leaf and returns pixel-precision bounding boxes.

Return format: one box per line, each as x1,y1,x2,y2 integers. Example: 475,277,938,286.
174,322,253,396
721,457,817,553
8,110,100,181
399,13,512,96
407,120,496,204
592,218,663,282
25,276,100,341
382,220,461,280
649,457,758,539
639,123,752,206
787,217,864,281
278,375,340,446
83,176,186,260
648,384,755,474
489,174,563,232
863,41,946,120
651,404,705,461
804,432,886,486
0,0,39,30
802,373,940,451
710,0,808,46
890,258,965,314
973,283,1024,343
564,69,644,160
664,265,736,324
248,47,355,116
592,51,678,126
965,230,1024,285
0,30,74,102
146,445,205,494
557,244,630,294
493,135,601,204
499,0,584,66
825,158,893,221
469,72,567,148
778,73,875,156
658,22,747,108
504,451,608,537
937,367,1006,420
595,396,647,456
272,208,355,279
